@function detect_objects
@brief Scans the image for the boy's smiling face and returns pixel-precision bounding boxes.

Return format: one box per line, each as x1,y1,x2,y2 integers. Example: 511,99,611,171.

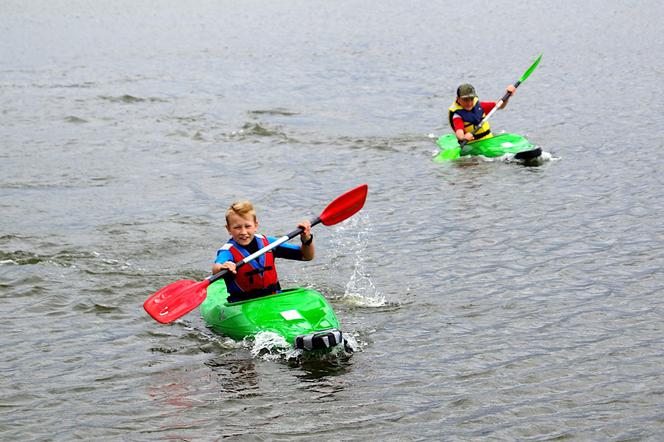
226,212,258,247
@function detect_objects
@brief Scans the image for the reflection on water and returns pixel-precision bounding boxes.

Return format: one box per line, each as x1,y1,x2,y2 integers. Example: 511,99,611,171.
205,356,260,399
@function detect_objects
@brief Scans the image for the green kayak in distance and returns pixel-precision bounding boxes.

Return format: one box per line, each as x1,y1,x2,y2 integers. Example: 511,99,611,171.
200,280,345,352
433,133,541,162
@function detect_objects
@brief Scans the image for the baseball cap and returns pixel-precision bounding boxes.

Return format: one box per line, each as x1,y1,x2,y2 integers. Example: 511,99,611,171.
457,83,477,98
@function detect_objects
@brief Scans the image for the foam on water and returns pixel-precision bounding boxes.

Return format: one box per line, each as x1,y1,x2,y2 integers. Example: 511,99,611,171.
250,331,300,360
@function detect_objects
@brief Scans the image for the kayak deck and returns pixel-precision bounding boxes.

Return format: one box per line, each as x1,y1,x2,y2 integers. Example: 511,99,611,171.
200,280,344,351
433,133,541,162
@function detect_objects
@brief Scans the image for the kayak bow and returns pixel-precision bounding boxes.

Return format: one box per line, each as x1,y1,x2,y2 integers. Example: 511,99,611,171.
201,280,345,351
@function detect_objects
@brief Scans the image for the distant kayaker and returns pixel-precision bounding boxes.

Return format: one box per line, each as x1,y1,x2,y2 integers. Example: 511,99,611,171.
449,83,516,142
212,201,314,302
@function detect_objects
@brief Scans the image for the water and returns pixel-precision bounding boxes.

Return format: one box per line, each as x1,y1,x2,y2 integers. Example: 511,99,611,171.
2,1,664,440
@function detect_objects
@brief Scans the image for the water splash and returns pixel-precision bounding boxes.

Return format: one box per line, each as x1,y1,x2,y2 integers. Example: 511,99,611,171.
330,214,386,307
250,331,300,360
247,331,356,361
340,332,361,352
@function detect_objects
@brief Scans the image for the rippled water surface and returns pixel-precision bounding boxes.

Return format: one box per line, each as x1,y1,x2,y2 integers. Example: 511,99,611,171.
2,1,664,440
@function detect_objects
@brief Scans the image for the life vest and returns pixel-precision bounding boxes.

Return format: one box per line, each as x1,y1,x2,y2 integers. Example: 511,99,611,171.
223,234,280,301
448,98,493,140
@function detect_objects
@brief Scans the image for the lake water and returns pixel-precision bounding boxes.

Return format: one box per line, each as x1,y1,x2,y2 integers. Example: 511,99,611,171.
2,1,664,440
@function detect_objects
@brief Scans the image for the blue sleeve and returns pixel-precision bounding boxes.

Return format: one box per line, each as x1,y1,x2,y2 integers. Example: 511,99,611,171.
266,236,303,260
214,248,233,265
214,236,302,264
266,236,300,250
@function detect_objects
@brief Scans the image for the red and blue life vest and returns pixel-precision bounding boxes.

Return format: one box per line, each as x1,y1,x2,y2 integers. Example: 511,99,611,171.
224,234,280,301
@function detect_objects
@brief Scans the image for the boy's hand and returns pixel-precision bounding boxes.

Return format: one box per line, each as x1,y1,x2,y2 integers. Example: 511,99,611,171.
219,261,237,274
298,220,312,242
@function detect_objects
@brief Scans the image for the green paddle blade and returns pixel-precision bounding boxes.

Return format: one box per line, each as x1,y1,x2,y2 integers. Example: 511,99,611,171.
519,53,542,83
433,146,461,162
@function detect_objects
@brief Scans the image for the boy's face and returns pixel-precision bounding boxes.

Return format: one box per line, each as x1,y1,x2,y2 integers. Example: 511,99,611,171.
457,96,475,111
226,213,258,247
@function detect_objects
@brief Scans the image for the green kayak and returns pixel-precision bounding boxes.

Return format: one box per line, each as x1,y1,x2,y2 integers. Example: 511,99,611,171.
433,133,541,162
200,280,345,351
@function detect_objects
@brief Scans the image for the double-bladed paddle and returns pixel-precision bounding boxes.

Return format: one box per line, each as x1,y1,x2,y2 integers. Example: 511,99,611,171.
143,184,369,324
458,53,543,155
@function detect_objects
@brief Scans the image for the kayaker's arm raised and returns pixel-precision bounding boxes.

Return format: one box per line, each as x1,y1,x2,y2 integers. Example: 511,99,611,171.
497,84,516,109
450,83,515,142
212,219,313,275
298,219,314,261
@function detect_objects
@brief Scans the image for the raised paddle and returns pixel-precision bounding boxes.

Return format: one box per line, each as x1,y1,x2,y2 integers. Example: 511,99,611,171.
143,184,369,324
457,53,543,155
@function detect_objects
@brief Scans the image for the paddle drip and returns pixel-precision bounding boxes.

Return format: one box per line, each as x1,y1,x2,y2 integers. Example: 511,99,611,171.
330,214,385,307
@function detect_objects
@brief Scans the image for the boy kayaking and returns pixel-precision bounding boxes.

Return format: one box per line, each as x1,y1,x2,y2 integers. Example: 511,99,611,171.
449,83,516,142
213,201,314,302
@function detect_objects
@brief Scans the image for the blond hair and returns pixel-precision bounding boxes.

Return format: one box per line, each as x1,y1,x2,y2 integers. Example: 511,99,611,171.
225,200,257,225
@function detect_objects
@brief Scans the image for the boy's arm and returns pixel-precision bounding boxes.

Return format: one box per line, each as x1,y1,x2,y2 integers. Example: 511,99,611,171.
480,102,497,114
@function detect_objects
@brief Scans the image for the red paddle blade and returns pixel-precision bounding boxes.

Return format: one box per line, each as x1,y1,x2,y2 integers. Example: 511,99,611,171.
319,184,368,226
143,279,211,324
